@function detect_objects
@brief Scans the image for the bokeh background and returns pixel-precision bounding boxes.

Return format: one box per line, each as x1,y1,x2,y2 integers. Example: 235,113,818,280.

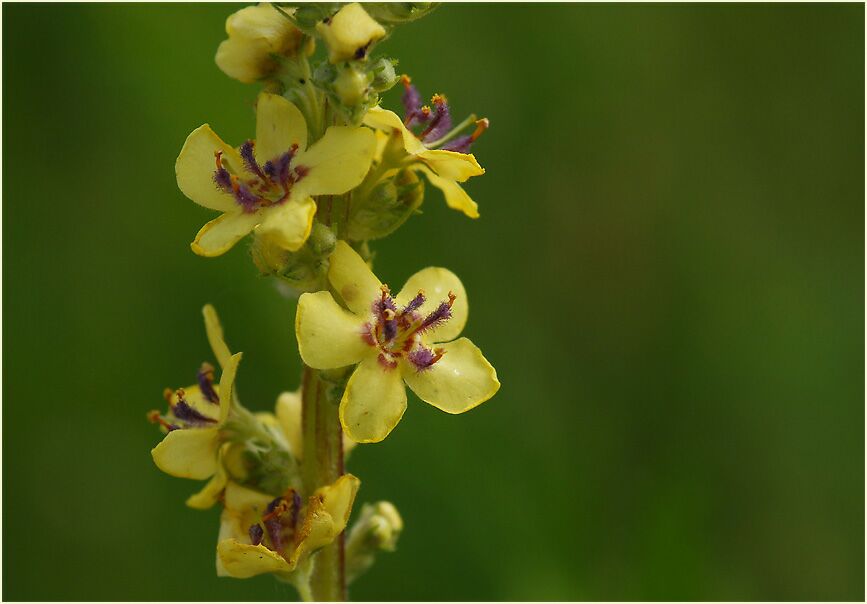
3,3,864,601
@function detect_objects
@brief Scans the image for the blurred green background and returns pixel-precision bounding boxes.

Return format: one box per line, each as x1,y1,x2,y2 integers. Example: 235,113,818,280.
3,3,864,601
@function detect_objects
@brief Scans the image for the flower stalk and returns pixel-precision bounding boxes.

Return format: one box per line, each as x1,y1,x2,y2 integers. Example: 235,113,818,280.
149,3,499,600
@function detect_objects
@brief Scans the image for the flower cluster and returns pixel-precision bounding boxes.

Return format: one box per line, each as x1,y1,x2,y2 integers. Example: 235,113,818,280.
152,3,499,600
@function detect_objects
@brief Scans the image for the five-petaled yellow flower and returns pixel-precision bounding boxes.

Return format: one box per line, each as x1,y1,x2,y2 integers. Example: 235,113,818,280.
215,3,308,84
176,92,376,257
216,474,360,580
150,305,241,494
295,241,500,443
363,76,488,219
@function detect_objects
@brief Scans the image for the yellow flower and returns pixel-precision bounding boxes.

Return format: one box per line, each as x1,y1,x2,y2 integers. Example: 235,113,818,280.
295,241,500,443
215,3,307,84
176,92,376,257
216,474,360,579
315,3,386,63
363,77,488,218
149,305,242,485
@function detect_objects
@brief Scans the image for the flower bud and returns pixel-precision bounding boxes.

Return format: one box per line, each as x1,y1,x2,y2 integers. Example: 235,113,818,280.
334,63,373,107
215,4,308,83
369,56,399,92
347,168,425,241
251,223,334,292
316,2,386,63
346,501,404,584
364,3,437,25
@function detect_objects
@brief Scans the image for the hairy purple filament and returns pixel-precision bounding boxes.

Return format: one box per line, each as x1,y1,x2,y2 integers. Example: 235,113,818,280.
363,285,455,372
212,141,306,213
197,363,219,404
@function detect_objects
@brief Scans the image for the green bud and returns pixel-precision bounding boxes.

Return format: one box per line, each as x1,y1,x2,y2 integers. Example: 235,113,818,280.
333,63,373,107
250,222,334,293
347,168,425,241
346,501,404,584
363,3,439,26
369,56,399,92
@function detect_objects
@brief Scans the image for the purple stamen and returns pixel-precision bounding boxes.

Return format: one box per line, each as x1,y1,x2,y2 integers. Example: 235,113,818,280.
233,182,260,213
403,291,426,314
408,345,442,371
401,76,422,119
172,399,218,425
419,300,452,333
213,167,233,192
441,135,473,153
240,140,266,179
421,95,452,145
249,524,264,546
275,151,293,186
264,517,283,552
197,364,219,404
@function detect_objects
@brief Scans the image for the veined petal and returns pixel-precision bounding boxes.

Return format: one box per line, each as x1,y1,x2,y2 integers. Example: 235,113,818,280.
327,241,382,316
217,540,293,578
316,2,385,63
340,356,407,443
296,291,370,369
151,427,220,480
186,446,229,509
415,165,480,219
254,197,316,252
419,148,485,182
363,107,426,155
293,126,376,198
191,211,260,257
402,337,499,414
202,304,232,370
255,93,308,162
291,474,360,565
176,125,244,212
218,353,242,423
395,266,468,343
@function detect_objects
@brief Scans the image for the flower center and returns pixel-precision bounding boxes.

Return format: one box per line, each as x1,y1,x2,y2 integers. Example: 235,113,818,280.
247,489,303,558
362,285,455,371
148,363,220,431
213,140,309,213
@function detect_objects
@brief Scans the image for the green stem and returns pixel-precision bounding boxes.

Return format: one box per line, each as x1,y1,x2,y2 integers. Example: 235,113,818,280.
301,366,346,601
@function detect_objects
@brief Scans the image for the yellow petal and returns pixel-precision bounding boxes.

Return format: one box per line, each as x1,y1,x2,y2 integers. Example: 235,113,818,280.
294,126,376,198
176,125,245,212
394,266,468,343
255,93,308,162
327,241,382,316
401,337,499,414
224,479,274,513
340,356,407,443
186,446,229,509
151,427,220,480
315,2,385,63
419,148,485,182
166,384,219,421
217,540,293,578
415,165,479,219
296,291,371,369
215,37,275,84
291,474,361,565
218,352,242,423
363,107,426,155
253,197,316,252
191,211,260,257
202,304,232,370
275,391,303,459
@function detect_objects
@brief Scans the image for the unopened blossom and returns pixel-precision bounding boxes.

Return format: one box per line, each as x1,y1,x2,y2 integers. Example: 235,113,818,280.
316,2,386,63
149,305,242,483
295,242,500,443
363,76,489,218
216,474,360,579
176,92,376,256
216,4,308,83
